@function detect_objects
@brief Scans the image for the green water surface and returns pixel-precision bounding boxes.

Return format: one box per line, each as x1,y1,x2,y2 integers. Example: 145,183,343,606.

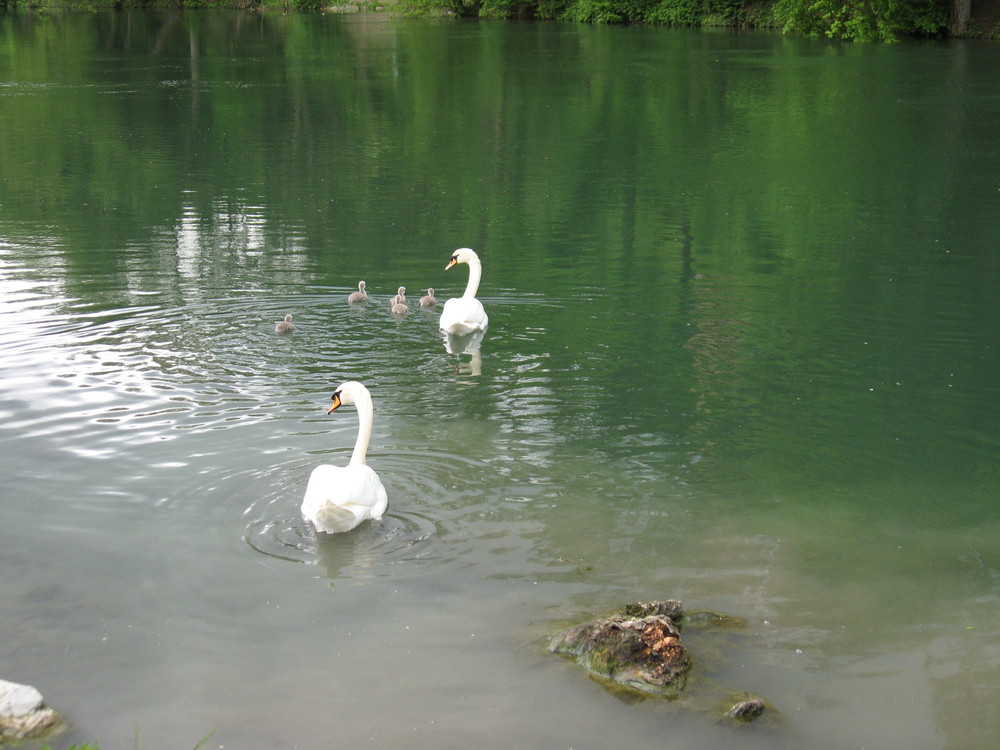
1,11,998,750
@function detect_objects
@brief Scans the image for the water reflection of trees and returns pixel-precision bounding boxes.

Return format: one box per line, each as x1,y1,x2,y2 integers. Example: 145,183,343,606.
3,12,991,291
3,11,997,482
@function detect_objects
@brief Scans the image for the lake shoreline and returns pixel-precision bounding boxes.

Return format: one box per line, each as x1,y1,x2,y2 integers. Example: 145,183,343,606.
3,0,999,42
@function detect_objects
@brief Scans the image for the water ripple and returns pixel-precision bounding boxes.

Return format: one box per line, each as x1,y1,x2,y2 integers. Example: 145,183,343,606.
241,449,494,581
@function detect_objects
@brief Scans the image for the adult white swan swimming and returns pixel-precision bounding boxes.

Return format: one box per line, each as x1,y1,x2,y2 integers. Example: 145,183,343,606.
439,248,489,336
301,381,388,534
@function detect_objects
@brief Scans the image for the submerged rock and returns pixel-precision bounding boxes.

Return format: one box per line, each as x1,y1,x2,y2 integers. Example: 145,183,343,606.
0,678,63,742
549,600,691,697
726,696,767,722
549,601,772,725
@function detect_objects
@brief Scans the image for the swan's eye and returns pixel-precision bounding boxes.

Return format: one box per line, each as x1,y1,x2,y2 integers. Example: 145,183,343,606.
450,255,457,262
332,391,340,400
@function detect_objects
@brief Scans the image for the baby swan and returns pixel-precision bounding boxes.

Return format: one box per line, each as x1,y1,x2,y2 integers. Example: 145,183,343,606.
274,314,295,334
440,248,488,336
348,280,368,304
391,286,409,315
301,381,388,534
419,288,437,307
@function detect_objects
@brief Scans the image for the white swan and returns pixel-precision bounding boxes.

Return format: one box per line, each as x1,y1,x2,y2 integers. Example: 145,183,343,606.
439,248,488,335
301,381,388,534
419,288,437,307
348,280,368,304
274,314,295,334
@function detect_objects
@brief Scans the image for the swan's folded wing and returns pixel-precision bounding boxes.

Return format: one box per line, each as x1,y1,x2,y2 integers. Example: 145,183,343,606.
440,297,488,335
302,463,387,532
351,465,388,519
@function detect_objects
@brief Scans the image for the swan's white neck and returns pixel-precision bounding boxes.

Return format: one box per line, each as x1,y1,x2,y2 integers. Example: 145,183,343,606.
463,256,483,299
349,391,375,466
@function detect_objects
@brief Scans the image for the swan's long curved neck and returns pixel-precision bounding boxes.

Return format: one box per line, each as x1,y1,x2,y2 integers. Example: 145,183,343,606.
463,258,483,299
350,395,375,466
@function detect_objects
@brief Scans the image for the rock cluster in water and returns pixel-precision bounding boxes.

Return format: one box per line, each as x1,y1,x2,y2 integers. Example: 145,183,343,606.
0,678,63,742
549,600,770,725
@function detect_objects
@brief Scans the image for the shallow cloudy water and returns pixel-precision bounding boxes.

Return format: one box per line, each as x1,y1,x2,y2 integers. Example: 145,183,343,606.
2,11,1000,750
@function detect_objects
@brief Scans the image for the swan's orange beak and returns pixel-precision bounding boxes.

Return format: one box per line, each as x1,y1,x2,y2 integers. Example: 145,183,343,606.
445,257,458,271
327,393,342,414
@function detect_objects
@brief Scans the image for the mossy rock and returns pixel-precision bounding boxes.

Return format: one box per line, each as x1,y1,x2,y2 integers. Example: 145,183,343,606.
549,601,776,726
549,601,691,697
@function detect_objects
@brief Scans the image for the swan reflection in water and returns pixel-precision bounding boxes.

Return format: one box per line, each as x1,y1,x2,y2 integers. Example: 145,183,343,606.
309,524,382,585
305,510,436,585
442,328,484,377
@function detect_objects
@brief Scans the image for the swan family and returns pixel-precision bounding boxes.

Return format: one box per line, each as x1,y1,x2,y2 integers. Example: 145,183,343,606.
298,248,488,534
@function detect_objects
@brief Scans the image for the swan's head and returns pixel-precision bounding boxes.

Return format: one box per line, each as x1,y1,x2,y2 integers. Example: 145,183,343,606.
426,288,434,296
358,281,366,291
446,248,479,271
327,381,367,414
283,314,293,323
397,286,406,297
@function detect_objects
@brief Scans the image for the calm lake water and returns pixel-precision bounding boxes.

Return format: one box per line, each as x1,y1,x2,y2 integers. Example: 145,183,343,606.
2,10,999,749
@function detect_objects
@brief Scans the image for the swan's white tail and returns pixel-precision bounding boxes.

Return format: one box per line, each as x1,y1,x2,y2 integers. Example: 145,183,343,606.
313,503,363,534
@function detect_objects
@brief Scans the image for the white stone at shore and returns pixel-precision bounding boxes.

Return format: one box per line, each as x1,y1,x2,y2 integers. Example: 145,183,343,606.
0,678,62,741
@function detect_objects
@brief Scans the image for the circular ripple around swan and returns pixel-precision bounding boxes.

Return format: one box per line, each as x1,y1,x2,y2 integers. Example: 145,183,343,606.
242,449,490,582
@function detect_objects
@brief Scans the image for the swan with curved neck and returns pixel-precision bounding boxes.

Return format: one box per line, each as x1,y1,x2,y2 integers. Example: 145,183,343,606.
301,381,388,534
419,288,436,307
348,280,368,304
274,314,295,333
439,248,488,336
390,286,408,314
